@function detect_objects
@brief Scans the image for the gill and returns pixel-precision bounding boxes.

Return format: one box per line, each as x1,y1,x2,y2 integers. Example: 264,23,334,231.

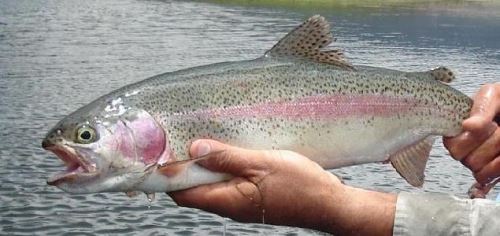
121,118,140,164
119,118,158,203
118,118,157,173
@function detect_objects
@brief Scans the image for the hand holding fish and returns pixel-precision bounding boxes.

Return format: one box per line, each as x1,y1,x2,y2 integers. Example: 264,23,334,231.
444,83,500,187
169,139,396,236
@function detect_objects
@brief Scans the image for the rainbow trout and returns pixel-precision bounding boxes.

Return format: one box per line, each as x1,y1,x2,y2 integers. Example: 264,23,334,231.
42,15,472,198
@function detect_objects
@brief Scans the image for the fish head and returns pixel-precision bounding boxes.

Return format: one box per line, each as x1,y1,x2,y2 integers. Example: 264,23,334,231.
42,100,167,193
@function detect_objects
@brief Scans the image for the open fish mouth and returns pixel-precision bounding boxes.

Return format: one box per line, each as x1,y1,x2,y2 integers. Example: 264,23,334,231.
45,145,98,186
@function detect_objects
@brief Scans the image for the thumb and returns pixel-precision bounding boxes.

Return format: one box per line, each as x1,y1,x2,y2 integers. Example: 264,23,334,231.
464,83,500,133
189,139,268,175
462,116,497,136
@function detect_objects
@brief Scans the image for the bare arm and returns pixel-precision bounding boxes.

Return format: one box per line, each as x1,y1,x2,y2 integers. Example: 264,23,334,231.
169,139,396,235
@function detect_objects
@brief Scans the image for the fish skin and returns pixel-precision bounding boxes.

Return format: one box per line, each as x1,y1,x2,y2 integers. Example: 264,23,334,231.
136,59,471,163
43,15,472,195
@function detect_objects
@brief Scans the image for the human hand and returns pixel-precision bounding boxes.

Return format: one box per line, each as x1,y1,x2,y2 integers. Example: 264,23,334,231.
168,140,396,235
444,83,500,185
168,139,342,231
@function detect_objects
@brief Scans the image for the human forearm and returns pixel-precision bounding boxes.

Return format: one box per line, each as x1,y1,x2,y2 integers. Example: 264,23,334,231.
320,185,396,235
170,140,397,235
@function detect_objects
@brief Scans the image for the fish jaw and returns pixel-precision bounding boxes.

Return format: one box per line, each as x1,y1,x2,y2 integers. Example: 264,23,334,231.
45,144,100,188
45,142,153,193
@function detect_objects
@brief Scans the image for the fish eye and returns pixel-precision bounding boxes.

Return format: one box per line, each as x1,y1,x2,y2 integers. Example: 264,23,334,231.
76,125,97,144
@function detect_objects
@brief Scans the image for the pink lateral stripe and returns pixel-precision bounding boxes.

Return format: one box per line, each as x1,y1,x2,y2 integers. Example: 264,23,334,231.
177,94,426,120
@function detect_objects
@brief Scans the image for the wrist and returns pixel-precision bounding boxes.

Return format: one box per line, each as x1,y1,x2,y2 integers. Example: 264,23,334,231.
320,184,397,235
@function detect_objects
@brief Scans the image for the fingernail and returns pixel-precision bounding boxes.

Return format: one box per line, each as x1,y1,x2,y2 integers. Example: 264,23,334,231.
194,140,211,157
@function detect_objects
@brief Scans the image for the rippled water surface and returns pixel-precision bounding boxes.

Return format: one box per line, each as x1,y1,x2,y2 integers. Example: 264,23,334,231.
1,0,499,235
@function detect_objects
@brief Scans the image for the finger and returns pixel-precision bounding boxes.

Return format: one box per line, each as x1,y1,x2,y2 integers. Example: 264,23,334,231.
169,180,240,209
189,139,270,175
445,83,500,160
168,178,261,222
467,182,486,199
474,157,500,185
461,126,500,172
443,124,495,161
466,83,500,131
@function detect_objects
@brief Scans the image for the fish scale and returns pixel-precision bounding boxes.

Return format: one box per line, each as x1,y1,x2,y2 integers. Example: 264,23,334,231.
146,60,470,166
43,15,472,195
134,61,467,113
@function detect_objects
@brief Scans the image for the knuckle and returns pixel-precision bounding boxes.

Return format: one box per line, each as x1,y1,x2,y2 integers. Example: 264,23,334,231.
443,138,453,151
463,157,481,172
493,158,500,171
445,143,464,160
473,172,488,185
216,152,234,169
461,158,476,172
474,158,500,184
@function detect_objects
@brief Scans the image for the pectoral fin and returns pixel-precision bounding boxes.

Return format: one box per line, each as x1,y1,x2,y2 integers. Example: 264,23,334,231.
390,136,436,187
158,150,225,177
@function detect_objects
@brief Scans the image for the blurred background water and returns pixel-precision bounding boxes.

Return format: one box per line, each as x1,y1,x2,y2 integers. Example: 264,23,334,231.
0,0,499,235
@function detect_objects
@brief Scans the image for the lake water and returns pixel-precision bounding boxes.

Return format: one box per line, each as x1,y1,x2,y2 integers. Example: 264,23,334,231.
1,0,499,235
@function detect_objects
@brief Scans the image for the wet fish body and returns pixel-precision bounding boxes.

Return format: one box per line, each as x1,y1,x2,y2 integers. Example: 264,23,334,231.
42,16,471,195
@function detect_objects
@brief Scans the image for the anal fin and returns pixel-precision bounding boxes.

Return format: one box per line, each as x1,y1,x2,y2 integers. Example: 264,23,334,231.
390,136,435,187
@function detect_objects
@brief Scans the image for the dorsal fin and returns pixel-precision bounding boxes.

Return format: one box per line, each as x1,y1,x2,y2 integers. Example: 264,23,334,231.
265,15,354,70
